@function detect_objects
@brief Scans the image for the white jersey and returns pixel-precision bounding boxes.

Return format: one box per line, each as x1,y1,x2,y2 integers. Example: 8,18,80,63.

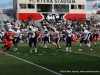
14,30,20,37
44,32,49,37
66,29,72,37
44,29,49,37
81,29,89,40
28,30,35,38
45,33,49,37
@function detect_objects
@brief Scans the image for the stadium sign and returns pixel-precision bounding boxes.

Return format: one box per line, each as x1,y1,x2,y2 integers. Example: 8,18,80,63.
30,0,76,3
54,0,76,3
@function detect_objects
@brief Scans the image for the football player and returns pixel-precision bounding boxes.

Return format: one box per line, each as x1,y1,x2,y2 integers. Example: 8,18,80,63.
65,26,72,52
54,31,61,49
13,27,20,51
88,31,97,46
43,29,49,48
79,27,92,51
28,26,37,53
0,29,14,54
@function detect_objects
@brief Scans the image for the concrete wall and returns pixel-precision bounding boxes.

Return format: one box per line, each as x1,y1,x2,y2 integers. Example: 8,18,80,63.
13,0,17,9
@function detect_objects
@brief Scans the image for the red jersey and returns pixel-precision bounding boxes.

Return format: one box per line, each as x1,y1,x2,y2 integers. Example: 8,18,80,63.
36,31,41,37
3,32,14,48
5,32,15,41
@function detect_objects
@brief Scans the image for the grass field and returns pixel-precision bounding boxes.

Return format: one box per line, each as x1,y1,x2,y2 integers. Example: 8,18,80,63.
0,42,100,75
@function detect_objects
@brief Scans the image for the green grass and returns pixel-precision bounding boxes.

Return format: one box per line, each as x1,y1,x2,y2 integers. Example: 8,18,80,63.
0,53,56,75
0,42,100,75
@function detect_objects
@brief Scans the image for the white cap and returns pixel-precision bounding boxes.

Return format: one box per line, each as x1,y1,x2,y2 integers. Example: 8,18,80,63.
9,29,12,32
29,26,33,29
67,26,71,28
83,27,86,30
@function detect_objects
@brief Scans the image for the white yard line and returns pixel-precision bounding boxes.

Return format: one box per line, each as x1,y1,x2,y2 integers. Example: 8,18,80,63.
6,53,62,75
52,53,57,55
73,52,100,58
17,52,20,54
24,54,28,56
55,51,58,53
91,52,95,54
42,51,46,53
62,50,100,58
38,54,43,55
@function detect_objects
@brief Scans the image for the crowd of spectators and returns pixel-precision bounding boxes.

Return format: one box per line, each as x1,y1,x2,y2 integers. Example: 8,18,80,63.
0,15,100,43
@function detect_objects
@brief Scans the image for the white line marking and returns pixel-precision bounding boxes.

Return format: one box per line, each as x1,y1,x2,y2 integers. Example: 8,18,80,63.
6,54,9,56
62,50,100,58
91,52,95,54
73,52,100,58
17,52,20,54
42,51,46,53
24,54,28,56
38,54,43,55
55,51,58,52
52,53,56,55
6,53,62,75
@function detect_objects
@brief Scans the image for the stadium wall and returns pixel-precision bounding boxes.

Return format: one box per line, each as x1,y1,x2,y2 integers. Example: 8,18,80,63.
14,0,86,21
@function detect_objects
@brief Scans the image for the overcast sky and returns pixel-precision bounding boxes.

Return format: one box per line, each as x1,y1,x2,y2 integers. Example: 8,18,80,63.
0,0,12,9
0,0,100,10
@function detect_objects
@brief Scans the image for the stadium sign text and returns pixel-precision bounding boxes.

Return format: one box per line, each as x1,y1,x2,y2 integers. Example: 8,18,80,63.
30,0,76,3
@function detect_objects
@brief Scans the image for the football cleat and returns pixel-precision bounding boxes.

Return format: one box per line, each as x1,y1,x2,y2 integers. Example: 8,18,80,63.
90,48,92,50
30,50,33,53
14,48,16,52
35,48,37,53
69,50,72,52
79,49,82,51
15,48,18,51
